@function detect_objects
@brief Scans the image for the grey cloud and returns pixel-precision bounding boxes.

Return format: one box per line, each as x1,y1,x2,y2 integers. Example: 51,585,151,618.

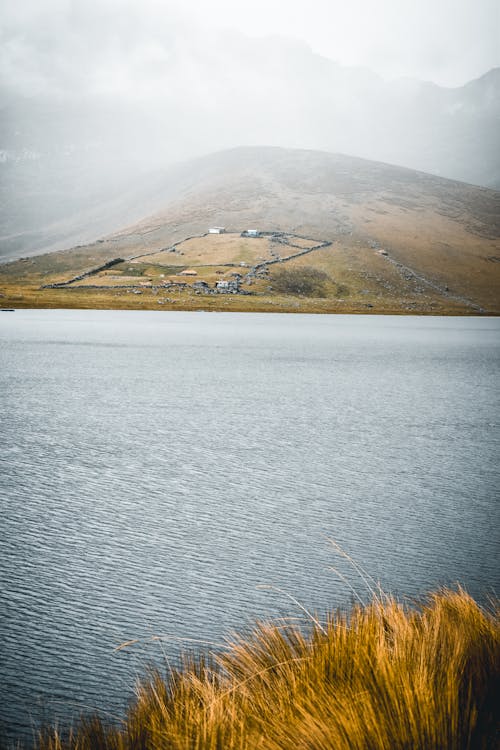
1,0,498,99
0,0,186,97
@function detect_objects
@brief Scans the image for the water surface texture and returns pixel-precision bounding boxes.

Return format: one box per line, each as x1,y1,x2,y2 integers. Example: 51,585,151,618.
1,311,499,742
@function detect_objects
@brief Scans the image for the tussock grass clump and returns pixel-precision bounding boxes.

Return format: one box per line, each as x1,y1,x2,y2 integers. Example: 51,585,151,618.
38,589,499,750
271,266,331,297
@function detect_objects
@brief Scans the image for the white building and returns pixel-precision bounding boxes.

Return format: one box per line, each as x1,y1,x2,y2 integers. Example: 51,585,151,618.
246,229,259,237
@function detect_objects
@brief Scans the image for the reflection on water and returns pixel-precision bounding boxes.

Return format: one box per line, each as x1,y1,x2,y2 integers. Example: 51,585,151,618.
1,310,499,743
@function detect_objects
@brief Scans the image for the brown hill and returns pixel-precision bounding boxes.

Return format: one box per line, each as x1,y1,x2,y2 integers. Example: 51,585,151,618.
1,147,499,314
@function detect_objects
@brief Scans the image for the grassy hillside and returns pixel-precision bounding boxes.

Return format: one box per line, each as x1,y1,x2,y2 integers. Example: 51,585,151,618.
36,589,499,750
1,148,499,314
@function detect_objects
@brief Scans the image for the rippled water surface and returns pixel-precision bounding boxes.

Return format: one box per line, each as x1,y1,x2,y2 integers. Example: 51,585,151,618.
1,310,499,743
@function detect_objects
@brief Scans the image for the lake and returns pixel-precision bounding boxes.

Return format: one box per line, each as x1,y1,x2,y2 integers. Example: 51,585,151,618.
0,310,499,744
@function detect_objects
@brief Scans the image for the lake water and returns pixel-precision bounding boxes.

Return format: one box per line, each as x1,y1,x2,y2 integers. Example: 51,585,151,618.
0,310,499,744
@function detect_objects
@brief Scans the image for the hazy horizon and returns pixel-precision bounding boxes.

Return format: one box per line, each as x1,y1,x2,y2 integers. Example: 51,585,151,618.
1,0,499,95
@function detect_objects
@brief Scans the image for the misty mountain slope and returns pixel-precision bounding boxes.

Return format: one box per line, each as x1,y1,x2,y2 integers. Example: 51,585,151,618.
0,142,205,262
1,46,499,262
2,147,498,313
100,148,500,310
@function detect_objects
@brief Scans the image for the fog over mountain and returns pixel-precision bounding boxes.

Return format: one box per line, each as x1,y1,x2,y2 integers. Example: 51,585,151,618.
1,0,499,259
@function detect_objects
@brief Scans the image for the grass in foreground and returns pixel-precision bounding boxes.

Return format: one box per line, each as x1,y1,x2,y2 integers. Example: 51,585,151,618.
36,588,499,749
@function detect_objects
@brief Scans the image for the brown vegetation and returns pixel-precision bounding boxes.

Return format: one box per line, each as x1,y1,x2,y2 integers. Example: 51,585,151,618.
271,266,331,297
36,589,499,750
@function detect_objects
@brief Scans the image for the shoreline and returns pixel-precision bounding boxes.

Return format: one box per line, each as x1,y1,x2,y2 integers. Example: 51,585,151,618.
0,293,496,316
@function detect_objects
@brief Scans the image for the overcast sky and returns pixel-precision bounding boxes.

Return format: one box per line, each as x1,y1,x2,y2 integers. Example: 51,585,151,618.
1,0,499,99
196,0,500,86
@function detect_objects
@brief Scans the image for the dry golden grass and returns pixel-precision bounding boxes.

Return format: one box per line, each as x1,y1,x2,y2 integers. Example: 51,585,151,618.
284,237,321,249
71,276,152,287
345,203,500,309
0,282,480,314
135,235,272,267
36,589,498,750
277,244,474,310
